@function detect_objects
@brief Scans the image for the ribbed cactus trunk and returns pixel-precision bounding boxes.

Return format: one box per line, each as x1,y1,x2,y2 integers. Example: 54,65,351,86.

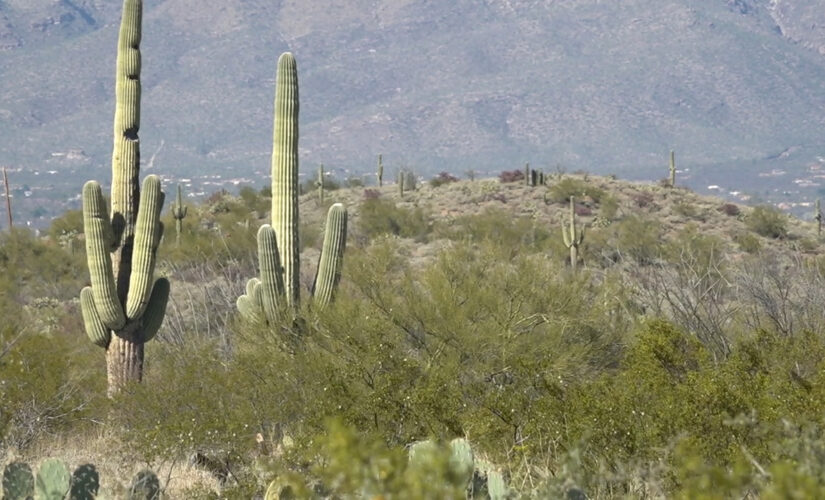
108,0,143,392
272,53,300,308
81,0,168,396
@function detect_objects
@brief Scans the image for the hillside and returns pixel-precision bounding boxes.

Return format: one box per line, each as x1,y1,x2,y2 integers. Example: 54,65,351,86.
5,171,825,497
2,0,825,226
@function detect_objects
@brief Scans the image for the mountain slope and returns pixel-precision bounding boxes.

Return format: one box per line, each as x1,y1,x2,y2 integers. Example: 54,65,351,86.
1,0,825,225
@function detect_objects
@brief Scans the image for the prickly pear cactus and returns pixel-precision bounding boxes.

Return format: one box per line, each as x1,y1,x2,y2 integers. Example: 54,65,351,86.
2,461,34,500
70,464,100,500
34,458,71,500
449,438,475,486
128,469,160,500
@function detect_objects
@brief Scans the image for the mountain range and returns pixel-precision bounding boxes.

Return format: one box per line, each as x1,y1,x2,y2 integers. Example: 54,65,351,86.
1,0,825,224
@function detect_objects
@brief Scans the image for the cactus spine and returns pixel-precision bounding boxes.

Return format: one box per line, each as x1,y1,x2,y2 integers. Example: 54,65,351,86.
669,150,676,188
2,167,11,230
377,154,384,187
562,196,585,271
80,0,168,395
237,52,348,323
318,163,325,205
171,184,188,246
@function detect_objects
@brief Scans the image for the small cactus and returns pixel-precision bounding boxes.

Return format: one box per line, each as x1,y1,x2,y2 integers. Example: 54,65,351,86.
669,150,676,188
34,458,71,500
377,154,384,187
562,196,585,271
70,464,100,500
408,438,509,498
171,184,188,247
2,462,34,500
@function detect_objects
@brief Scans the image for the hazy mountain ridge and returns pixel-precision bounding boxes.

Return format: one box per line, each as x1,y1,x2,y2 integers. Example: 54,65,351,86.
1,0,825,225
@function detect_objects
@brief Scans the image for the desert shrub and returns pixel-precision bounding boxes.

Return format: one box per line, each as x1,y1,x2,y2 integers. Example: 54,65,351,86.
357,198,432,242
718,203,741,216
574,202,592,217
672,201,700,220
602,215,663,265
546,177,605,204
599,194,619,220
0,325,102,454
363,188,381,200
631,191,655,208
734,231,762,253
238,185,268,217
746,205,788,239
498,169,524,183
429,171,459,188
434,208,551,253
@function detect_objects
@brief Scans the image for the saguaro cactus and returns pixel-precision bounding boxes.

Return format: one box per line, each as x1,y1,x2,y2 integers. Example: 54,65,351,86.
80,0,168,395
669,150,676,188
815,199,822,238
562,196,585,271
171,184,188,246
2,167,11,230
318,163,325,205
237,53,348,324
377,154,384,187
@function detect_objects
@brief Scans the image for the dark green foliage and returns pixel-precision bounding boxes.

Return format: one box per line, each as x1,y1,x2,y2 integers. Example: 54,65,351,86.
1,325,102,453
2,462,33,500
129,469,160,500
357,198,432,242
746,205,788,239
70,464,100,500
546,177,605,204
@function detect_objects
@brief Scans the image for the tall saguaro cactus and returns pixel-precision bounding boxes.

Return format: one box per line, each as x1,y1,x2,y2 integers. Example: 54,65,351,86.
237,53,348,324
669,150,676,188
815,199,822,238
377,154,384,187
2,167,11,230
80,0,168,395
562,196,585,271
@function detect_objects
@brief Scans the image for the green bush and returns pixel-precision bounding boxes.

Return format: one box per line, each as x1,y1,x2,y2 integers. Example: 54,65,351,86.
357,198,433,242
746,205,788,239
546,177,605,204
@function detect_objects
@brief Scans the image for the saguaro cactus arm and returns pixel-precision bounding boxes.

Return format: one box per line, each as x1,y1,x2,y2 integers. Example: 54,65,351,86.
80,287,111,348
258,224,285,322
126,175,165,319
312,203,348,307
83,181,126,330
